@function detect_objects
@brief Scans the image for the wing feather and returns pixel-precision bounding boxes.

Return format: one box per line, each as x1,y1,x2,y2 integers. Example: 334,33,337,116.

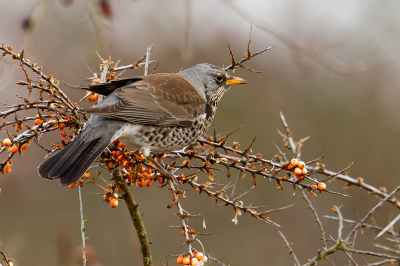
83,74,206,126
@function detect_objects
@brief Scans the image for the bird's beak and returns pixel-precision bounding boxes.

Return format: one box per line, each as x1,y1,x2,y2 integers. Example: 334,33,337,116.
225,76,247,85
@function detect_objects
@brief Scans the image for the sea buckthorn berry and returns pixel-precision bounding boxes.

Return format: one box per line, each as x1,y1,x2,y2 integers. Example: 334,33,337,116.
138,180,145,187
83,172,90,179
34,118,42,125
159,177,163,184
78,179,84,187
21,143,28,151
60,130,67,137
177,256,184,264
290,158,298,167
202,255,208,262
89,93,99,102
301,168,308,175
191,258,199,266
293,167,302,176
118,142,125,148
146,167,152,174
145,180,152,187
112,139,119,144
68,183,75,189
4,165,11,173
110,198,118,208
297,161,305,169
182,256,191,265
3,138,11,147
318,182,326,191
10,145,18,154
144,172,151,179
59,123,66,129
195,252,203,261
161,154,166,159
296,175,304,180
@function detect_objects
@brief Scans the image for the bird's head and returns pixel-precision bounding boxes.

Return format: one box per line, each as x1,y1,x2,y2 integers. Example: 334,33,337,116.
178,63,247,102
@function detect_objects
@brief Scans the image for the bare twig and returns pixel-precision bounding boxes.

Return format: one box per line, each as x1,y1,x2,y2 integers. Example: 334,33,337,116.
278,230,300,266
346,186,400,242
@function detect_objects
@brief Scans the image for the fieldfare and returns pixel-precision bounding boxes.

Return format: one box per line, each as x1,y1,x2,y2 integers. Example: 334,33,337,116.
38,63,247,185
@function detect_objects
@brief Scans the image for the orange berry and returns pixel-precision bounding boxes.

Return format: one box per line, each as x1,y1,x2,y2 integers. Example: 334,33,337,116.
161,154,166,159
60,130,67,137
59,123,66,129
10,145,18,154
68,183,75,189
3,138,11,147
293,167,302,176
191,258,199,266
318,182,326,191
182,256,191,265
159,177,163,184
146,167,152,174
182,229,185,236
138,180,145,187
195,252,203,261
297,161,305,169
177,256,184,264
87,93,97,102
78,179,84,187
34,118,42,125
116,187,120,194
83,172,90,179
4,165,11,173
301,168,308,175
21,143,28,151
91,93,99,101
296,175,304,180
112,139,119,144
144,172,151,179
290,158,298,167
118,142,125,148
110,198,118,208
145,180,152,187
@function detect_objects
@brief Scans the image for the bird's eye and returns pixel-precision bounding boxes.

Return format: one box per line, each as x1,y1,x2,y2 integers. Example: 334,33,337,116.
215,74,224,82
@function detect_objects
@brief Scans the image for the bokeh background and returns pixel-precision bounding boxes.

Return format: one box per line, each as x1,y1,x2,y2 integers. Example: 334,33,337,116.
1,0,400,265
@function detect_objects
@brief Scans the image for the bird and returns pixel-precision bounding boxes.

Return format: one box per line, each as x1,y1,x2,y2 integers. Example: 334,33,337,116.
38,63,247,186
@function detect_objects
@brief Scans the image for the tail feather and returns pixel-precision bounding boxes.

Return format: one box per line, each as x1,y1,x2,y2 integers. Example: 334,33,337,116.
38,132,116,186
37,135,87,180
59,134,114,185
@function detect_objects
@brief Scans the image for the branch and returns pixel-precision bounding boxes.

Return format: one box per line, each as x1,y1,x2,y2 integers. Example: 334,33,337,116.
113,168,153,266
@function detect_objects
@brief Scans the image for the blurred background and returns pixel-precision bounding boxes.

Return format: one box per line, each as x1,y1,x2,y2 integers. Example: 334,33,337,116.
1,0,400,265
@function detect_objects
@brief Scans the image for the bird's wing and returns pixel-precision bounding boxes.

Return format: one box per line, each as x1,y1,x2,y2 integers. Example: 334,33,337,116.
79,77,143,96
82,74,207,126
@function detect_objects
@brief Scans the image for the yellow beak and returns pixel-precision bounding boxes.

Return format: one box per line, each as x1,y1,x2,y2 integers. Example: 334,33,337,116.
225,76,247,85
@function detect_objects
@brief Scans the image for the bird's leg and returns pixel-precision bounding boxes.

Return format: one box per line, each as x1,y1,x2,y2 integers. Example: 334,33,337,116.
146,154,182,189
147,155,173,179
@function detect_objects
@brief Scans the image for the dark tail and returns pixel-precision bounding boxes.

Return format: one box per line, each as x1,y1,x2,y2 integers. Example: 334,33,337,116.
38,132,115,186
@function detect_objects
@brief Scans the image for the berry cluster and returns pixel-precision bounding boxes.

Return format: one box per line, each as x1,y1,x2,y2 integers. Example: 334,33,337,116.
177,251,207,266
